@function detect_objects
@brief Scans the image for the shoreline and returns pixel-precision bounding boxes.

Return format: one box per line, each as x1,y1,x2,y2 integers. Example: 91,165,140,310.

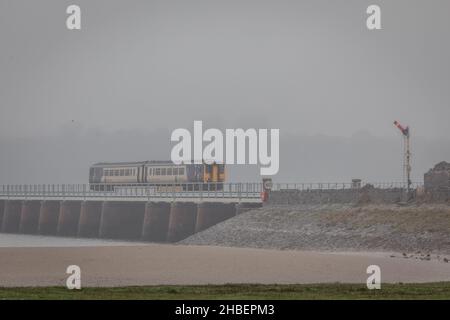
1,243,450,287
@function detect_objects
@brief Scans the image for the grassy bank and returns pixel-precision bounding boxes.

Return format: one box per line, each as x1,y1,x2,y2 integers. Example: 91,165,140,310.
1,283,450,300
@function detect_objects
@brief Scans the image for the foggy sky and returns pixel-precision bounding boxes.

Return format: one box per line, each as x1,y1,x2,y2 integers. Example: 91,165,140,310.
0,0,449,183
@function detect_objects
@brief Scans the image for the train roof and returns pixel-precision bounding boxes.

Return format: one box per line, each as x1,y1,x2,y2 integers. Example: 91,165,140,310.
91,161,224,167
91,160,176,167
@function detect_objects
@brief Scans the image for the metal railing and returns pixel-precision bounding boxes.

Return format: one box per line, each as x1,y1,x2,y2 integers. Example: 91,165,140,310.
0,183,263,201
270,181,423,191
0,181,426,201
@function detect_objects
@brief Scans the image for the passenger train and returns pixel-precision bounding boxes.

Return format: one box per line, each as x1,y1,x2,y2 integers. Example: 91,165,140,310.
89,161,226,191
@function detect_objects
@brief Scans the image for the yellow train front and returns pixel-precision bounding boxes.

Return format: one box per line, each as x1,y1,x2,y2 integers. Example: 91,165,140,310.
89,161,225,191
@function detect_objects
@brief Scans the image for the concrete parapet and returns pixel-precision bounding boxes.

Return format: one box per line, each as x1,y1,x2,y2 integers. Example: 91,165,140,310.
0,200,5,230
38,201,61,235
195,202,236,233
141,202,171,242
167,202,197,242
99,201,145,240
1,200,22,233
57,201,82,237
19,200,41,234
77,201,103,238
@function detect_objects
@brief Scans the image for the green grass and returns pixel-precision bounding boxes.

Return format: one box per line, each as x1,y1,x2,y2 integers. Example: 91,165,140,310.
1,283,450,300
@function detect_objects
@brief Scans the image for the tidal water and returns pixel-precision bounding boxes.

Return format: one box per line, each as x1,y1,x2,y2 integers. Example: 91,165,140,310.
0,233,149,247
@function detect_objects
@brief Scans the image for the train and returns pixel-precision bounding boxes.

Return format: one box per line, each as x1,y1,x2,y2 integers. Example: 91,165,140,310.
89,161,226,191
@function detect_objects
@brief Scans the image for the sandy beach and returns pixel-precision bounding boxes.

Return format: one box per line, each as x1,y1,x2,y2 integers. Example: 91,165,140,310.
1,243,449,287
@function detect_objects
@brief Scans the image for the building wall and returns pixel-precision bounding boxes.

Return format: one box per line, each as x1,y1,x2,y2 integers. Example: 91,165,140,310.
424,162,450,191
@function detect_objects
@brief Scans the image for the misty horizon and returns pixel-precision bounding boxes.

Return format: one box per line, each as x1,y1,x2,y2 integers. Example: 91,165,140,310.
1,123,449,184
1,0,449,184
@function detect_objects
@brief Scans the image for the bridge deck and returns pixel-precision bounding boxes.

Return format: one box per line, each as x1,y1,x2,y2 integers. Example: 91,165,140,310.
0,195,261,203
0,183,263,203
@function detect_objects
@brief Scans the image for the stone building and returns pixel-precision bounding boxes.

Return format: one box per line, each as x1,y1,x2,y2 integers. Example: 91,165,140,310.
424,161,450,192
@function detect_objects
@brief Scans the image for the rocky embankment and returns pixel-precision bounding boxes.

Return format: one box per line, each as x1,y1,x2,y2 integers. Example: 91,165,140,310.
181,204,450,257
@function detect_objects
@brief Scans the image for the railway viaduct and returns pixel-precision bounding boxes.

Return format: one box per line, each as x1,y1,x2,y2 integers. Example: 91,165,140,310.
0,184,262,242
2,181,442,242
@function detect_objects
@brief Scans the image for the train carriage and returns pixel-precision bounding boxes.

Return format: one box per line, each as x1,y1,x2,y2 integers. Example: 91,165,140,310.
89,161,225,191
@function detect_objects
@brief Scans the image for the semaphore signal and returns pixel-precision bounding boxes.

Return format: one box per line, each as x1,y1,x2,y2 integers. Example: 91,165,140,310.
394,120,412,200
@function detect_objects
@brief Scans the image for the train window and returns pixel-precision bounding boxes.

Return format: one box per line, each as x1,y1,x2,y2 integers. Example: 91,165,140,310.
115,169,120,176
155,168,160,175
104,170,108,176
148,168,153,176
179,167,185,175
173,168,178,175
161,168,166,175
167,168,172,175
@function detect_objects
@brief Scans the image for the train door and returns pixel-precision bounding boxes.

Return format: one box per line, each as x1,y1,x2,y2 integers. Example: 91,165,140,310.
137,165,146,183
212,164,219,182
204,164,219,182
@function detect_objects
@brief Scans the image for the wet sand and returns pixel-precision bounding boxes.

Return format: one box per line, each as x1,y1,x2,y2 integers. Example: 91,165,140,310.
1,244,449,287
